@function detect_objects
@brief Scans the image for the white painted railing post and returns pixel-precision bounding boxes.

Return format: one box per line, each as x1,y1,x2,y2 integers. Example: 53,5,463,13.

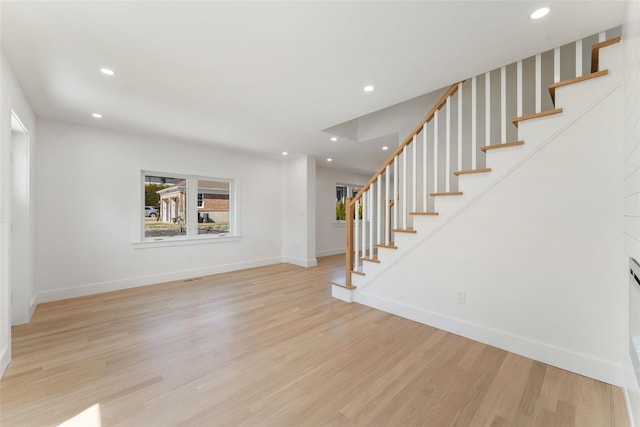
471,76,477,169
412,135,417,214
457,82,462,172
422,123,428,211
445,96,451,192
434,109,439,192
535,54,541,113
402,148,407,229
517,60,523,117
376,174,382,245
361,192,367,259
553,48,560,84
393,159,398,230
599,31,606,42
385,165,390,245
501,66,506,143
369,186,374,257
575,39,583,78
354,199,359,270
485,71,491,146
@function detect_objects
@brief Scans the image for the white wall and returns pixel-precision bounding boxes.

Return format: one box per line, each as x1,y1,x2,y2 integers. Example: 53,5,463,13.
281,156,317,267
0,49,37,377
623,0,640,424
353,60,625,386
34,119,284,302
315,166,370,257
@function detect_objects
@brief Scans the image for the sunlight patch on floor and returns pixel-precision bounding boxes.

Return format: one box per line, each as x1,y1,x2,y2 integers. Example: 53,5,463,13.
57,403,101,427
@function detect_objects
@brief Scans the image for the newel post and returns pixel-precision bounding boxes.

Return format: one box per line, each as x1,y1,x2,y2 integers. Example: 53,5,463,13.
345,197,354,287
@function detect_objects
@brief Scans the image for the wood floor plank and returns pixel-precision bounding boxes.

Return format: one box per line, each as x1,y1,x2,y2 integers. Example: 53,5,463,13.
0,255,629,427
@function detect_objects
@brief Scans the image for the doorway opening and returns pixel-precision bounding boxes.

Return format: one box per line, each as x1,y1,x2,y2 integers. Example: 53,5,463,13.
10,111,33,325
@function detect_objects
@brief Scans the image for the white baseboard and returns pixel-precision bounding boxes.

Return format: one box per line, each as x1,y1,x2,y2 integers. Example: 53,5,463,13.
317,248,345,257
355,291,623,387
0,345,10,379
35,257,283,304
282,257,318,267
28,293,37,320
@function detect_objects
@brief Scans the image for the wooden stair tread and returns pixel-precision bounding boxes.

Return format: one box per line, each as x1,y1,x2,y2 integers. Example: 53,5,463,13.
351,270,365,276
375,243,398,249
361,257,380,263
591,36,621,73
453,168,491,176
549,70,608,103
430,192,463,197
409,211,439,216
392,228,417,233
330,277,356,290
481,141,525,152
512,109,562,128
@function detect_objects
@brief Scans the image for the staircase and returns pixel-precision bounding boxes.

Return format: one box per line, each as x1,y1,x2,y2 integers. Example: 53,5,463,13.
331,30,624,385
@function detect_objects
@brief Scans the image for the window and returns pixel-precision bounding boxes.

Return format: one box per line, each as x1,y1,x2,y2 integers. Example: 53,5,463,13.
336,184,361,221
143,172,233,240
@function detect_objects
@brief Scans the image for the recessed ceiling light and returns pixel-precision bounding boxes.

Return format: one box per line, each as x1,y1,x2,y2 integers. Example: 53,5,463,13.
100,68,115,76
330,137,337,141
326,158,333,162
282,151,288,156
530,7,550,20
364,85,374,93
92,113,102,119
382,146,389,150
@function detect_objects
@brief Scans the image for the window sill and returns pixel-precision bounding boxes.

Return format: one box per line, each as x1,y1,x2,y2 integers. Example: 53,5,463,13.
133,234,242,249
333,221,346,228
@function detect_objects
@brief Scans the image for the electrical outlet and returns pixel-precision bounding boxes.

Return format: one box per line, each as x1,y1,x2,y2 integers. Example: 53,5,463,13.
457,289,466,304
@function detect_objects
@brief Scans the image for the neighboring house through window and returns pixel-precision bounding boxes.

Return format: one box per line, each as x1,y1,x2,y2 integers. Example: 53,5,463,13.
143,172,233,240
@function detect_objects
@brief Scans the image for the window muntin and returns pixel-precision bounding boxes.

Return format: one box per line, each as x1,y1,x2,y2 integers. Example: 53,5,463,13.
143,172,233,240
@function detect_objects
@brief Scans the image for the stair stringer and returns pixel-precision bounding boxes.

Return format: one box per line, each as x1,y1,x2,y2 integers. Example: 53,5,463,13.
351,76,624,386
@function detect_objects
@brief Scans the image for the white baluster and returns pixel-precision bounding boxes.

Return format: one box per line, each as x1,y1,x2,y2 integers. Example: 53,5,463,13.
354,199,359,270
517,60,523,117
445,96,451,192
422,123,428,211
402,148,407,229
434,109,439,193
412,135,417,214
393,159,398,231
471,76,477,170
361,191,366,259
369,187,374,257
535,54,541,113
385,165,390,245
377,174,382,244
599,31,606,42
485,71,491,146
575,39,583,78
553,48,560,84
457,82,462,172
501,66,506,143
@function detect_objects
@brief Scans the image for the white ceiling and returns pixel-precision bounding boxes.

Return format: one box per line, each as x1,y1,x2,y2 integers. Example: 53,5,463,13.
0,1,626,174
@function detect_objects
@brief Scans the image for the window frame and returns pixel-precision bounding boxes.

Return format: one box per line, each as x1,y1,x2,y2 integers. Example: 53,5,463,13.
140,171,236,243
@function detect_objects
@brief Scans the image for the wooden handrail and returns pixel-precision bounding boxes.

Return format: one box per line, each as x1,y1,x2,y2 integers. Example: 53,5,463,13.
350,81,463,206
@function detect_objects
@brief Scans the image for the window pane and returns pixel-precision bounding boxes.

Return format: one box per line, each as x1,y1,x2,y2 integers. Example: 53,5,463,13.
197,179,230,235
336,185,347,220
144,175,187,238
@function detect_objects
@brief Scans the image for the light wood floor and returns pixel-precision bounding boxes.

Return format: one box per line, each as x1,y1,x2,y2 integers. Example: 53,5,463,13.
0,255,628,426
